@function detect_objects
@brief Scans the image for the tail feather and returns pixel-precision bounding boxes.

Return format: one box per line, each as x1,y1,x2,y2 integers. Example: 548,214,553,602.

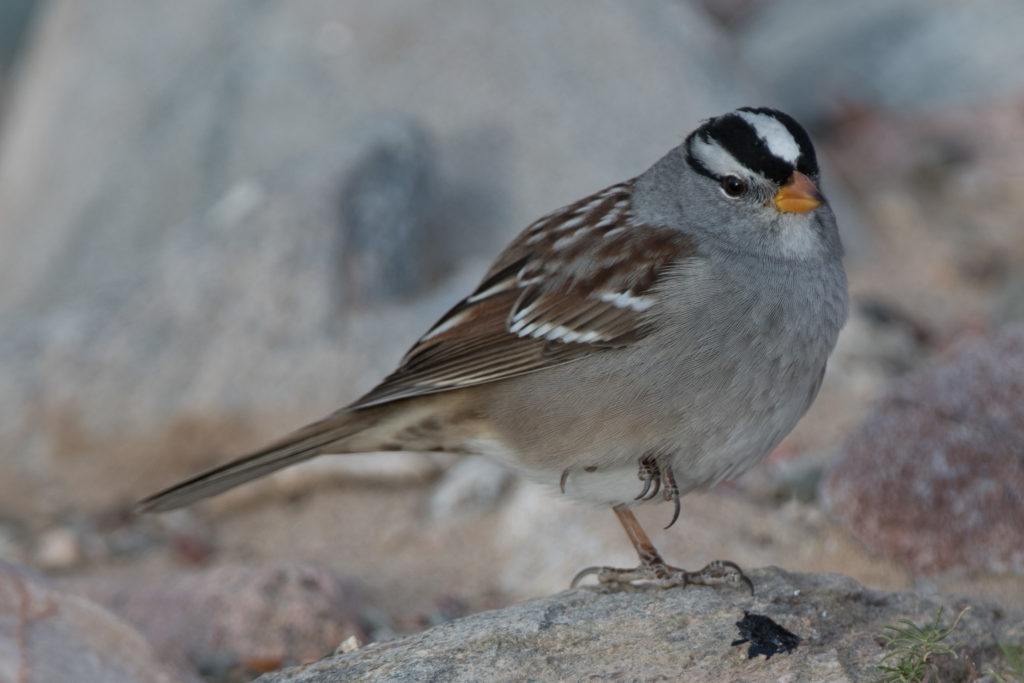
135,408,377,513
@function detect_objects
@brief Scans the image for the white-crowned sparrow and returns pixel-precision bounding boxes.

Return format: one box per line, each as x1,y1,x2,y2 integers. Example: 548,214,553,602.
138,107,849,593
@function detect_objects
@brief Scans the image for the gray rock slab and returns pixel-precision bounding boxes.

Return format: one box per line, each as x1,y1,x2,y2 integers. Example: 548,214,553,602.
257,567,1022,682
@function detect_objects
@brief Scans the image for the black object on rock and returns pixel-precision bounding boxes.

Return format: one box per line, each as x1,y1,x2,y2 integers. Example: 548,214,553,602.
731,611,801,660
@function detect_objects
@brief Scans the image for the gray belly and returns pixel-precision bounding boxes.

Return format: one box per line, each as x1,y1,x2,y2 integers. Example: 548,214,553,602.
475,259,847,505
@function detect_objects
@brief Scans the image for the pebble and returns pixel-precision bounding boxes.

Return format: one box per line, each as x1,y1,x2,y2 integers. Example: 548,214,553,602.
35,527,81,570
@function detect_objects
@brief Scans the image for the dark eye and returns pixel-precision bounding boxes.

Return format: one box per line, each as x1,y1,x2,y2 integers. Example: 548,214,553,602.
720,175,747,197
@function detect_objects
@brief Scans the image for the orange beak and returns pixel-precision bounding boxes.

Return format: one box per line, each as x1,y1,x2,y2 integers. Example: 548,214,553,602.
772,171,822,214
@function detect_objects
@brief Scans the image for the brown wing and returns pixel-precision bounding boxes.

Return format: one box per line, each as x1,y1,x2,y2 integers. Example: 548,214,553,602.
348,181,695,410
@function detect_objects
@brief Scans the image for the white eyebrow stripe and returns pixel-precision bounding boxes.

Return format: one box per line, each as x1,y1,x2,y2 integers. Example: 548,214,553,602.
737,110,800,164
690,135,747,178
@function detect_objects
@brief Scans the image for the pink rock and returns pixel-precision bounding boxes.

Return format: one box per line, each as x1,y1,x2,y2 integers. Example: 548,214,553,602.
824,325,1024,575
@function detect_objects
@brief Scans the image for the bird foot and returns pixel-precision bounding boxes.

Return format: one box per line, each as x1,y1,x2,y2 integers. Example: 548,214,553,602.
571,557,754,594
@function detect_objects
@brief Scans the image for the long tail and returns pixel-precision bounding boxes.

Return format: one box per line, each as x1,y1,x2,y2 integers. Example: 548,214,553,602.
135,407,382,513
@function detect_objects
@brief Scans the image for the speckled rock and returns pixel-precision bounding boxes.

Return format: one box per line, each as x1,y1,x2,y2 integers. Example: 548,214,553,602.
824,325,1024,575
257,567,1021,682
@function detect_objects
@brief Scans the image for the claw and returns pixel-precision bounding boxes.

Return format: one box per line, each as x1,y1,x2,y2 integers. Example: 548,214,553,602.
661,462,681,529
696,560,755,596
570,565,601,588
635,472,653,500
560,468,569,494
665,494,681,529
635,457,657,500
644,472,661,501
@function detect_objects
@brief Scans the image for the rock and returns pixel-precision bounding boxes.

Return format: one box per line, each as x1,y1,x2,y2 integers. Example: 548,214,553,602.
337,116,439,306
256,567,1022,682
824,325,1024,575
821,101,1024,340
0,520,26,565
0,0,756,514
0,560,192,683
992,269,1024,328
0,0,38,78
66,562,367,676
33,526,81,570
737,0,1024,123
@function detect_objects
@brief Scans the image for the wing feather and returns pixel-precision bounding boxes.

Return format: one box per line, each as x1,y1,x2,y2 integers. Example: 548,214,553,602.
349,181,695,409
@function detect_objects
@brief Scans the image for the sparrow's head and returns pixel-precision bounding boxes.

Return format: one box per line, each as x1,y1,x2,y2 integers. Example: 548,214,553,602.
647,107,842,262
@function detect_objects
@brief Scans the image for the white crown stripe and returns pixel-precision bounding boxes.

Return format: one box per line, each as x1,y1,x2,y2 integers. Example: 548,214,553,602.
736,110,800,165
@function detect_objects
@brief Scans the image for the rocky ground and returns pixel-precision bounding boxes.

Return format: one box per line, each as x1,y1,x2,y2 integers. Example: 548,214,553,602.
1,1,1023,681
260,568,1024,683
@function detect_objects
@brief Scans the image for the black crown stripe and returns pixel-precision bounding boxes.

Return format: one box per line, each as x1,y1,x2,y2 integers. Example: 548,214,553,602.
684,109,819,186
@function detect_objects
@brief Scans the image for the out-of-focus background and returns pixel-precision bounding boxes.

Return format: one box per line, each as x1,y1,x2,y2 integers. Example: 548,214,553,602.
1,0,1023,680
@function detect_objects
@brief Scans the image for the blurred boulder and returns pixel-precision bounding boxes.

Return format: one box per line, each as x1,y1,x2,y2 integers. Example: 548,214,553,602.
0,560,192,683
824,325,1024,575
0,1,38,70
67,562,366,678
737,0,1024,123
337,117,438,306
0,0,40,112
992,270,1024,328
0,0,755,513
